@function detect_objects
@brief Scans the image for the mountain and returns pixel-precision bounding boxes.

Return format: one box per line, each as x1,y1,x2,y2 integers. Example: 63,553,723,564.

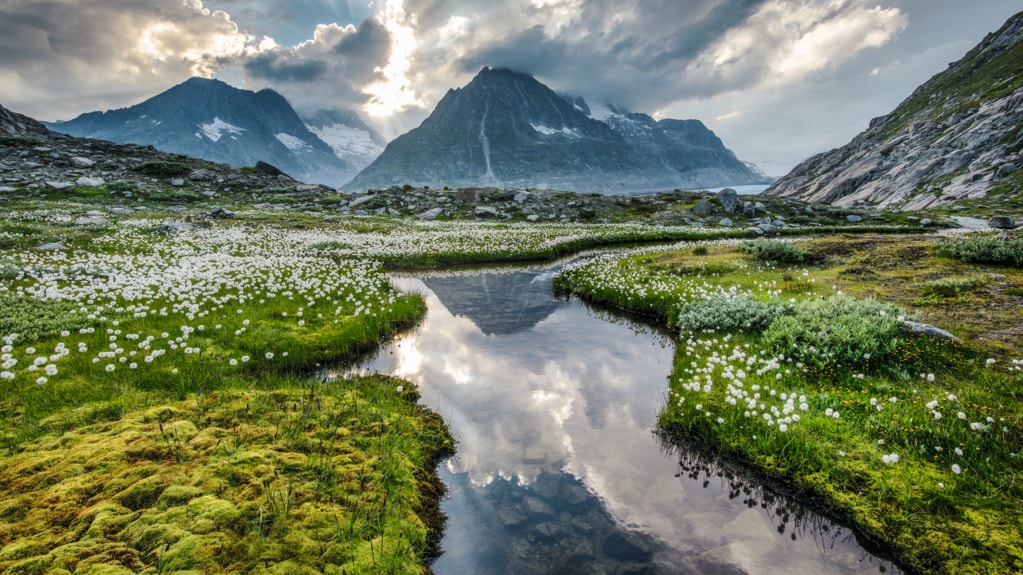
302,109,386,171
345,67,766,193
766,11,1023,210
1,103,48,136
45,78,358,186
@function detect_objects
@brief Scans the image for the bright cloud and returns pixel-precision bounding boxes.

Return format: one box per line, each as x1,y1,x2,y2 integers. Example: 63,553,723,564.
363,0,423,117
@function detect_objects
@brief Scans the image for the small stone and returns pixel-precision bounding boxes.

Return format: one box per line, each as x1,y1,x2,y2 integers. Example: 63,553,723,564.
45,180,75,191
69,157,96,168
33,242,66,251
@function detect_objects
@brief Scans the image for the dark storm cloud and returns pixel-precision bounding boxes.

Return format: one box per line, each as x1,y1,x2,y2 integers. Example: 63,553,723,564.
244,52,329,81
334,17,391,59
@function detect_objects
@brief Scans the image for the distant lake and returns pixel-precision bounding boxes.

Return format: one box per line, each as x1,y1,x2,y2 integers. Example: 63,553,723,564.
707,184,771,195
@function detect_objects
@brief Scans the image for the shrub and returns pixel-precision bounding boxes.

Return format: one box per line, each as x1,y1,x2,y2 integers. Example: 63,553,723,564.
936,235,1023,267
762,294,907,371
671,293,788,334
740,239,808,264
919,275,987,298
692,246,709,256
0,296,94,342
134,160,191,178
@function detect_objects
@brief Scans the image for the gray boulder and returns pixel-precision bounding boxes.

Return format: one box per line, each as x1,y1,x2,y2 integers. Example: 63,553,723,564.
74,217,109,226
692,199,714,217
170,178,185,187
742,201,755,217
348,195,376,209
69,157,95,168
45,180,75,191
718,217,733,227
514,191,530,204
210,206,234,218
155,222,195,234
847,214,863,223
988,216,1016,229
716,188,738,212
33,242,66,251
902,321,960,342
417,207,443,220
474,206,499,217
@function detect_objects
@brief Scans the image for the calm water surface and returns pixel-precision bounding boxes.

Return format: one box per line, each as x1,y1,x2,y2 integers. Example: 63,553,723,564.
353,265,901,574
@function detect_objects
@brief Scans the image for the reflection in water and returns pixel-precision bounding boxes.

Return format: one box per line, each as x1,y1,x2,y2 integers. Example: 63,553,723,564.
352,266,903,574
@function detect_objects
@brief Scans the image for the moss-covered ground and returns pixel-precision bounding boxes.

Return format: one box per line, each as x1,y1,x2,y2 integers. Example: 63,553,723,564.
554,234,1023,575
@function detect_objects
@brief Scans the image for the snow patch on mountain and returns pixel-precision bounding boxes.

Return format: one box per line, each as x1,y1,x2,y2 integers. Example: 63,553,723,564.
274,132,312,153
307,124,383,159
531,123,582,138
198,118,244,142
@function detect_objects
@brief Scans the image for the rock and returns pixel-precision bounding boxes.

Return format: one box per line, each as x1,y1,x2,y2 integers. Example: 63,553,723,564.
474,206,499,217
69,156,95,168
20,161,45,169
45,180,75,191
692,199,714,217
757,224,778,235
497,504,528,528
716,188,738,212
750,226,765,236
0,186,17,193
74,217,109,226
601,531,653,561
718,217,733,227
276,174,293,183
255,161,285,177
514,191,530,204
846,214,863,223
988,216,1016,229
188,169,211,181
76,176,105,187
348,195,376,208
532,522,563,541
209,206,234,218
418,207,443,220
742,201,755,217
902,321,960,342
108,207,131,216
33,242,66,251
526,214,540,222
921,218,933,226
170,178,185,187
522,496,554,519
156,222,195,235
167,205,188,213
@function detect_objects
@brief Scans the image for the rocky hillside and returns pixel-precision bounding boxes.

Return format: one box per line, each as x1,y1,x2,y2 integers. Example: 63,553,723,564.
346,68,766,193
0,103,48,137
766,10,1023,210
45,78,359,187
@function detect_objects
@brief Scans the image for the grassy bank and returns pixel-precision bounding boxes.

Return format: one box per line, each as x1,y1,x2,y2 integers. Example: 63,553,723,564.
0,219,453,574
554,234,1023,574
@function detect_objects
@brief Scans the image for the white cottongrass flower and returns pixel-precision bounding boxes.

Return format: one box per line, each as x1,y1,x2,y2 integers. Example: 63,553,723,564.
882,454,899,464
105,364,115,372
265,352,274,359
951,464,962,475
35,376,47,385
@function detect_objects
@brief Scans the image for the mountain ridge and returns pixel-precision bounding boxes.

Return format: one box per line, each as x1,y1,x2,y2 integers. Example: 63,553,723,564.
45,78,364,187
765,10,1023,210
346,67,768,193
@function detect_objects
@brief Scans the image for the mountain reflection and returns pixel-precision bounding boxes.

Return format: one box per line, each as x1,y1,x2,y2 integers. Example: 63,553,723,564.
422,270,563,336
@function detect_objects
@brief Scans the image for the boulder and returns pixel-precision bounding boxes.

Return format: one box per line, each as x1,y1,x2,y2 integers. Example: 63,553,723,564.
74,217,109,226
902,321,960,342
348,195,376,209
742,201,755,217
716,188,738,212
526,214,540,222
718,217,733,227
847,214,863,223
474,206,499,217
417,208,443,220
757,224,778,235
209,206,234,218
108,207,131,216
33,242,66,251
69,157,95,168
692,199,714,217
155,223,195,234
514,191,530,204
188,169,212,181
170,178,185,187
76,176,105,187
255,161,286,177
988,216,1016,229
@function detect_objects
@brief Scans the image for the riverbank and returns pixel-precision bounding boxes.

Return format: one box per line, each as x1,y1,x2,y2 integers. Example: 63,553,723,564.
553,234,1023,574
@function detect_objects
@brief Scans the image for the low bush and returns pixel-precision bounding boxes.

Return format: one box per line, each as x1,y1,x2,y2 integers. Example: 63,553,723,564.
920,275,987,297
762,294,908,371
671,294,788,334
936,235,1023,267
740,239,808,264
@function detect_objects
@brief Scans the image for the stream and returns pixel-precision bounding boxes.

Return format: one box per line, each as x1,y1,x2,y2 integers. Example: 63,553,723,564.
352,263,903,574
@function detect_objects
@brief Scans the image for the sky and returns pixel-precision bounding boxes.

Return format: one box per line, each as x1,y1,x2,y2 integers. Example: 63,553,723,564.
0,1,1018,177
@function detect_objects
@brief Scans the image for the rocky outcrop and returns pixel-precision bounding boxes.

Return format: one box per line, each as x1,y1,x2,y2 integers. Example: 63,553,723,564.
0,104,48,136
767,11,1023,210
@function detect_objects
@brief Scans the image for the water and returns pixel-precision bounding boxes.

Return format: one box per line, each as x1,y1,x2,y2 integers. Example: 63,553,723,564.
353,265,901,574
706,184,771,195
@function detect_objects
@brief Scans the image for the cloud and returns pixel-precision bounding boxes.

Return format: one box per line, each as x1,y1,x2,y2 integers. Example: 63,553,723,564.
0,0,266,120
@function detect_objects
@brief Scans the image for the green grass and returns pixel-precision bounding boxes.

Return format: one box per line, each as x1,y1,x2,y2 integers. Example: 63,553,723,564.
555,236,1023,575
